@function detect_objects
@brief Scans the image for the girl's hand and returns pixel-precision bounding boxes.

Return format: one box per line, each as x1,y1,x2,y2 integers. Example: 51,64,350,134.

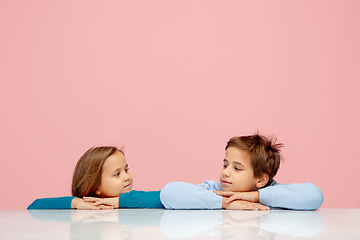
71,197,114,210
214,191,260,204
83,196,119,209
71,210,118,223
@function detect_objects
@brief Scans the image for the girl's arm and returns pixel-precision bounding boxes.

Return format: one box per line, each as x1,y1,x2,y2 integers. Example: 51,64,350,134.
27,196,114,210
118,190,164,208
83,190,165,209
27,196,76,209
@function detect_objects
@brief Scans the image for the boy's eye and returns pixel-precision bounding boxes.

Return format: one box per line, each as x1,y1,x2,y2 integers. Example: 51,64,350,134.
125,168,130,172
114,172,120,176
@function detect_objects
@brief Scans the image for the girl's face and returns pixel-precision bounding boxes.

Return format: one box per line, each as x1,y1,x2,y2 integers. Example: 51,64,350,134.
97,151,133,197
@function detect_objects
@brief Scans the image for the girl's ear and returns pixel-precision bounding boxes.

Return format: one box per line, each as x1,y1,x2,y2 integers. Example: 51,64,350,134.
256,173,269,189
96,190,101,196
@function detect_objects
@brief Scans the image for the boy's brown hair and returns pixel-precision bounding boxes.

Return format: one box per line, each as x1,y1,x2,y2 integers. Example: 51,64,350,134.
225,133,283,184
71,146,123,197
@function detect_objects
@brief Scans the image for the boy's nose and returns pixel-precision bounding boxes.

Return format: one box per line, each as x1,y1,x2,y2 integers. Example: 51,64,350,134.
223,169,230,177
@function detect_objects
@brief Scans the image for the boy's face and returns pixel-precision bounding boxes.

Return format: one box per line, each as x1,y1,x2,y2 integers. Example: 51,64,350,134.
220,147,260,192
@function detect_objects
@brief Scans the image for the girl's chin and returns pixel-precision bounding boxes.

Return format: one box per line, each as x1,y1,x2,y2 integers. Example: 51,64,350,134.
122,188,132,193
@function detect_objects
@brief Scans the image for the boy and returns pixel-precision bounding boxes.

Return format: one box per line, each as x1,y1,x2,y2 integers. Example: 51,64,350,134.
160,133,323,210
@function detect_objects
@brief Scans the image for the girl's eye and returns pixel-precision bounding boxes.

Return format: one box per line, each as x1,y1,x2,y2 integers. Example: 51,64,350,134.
235,167,242,171
223,165,228,168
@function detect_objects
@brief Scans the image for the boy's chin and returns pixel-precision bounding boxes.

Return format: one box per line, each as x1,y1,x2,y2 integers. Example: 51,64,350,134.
221,185,248,192
220,184,234,191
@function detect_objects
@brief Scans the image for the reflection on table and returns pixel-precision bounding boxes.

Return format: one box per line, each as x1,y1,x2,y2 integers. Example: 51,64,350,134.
1,209,359,239
160,210,324,239
23,209,325,240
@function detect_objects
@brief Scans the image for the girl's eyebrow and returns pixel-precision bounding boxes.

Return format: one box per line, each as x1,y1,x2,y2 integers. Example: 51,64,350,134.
112,164,128,174
112,168,122,174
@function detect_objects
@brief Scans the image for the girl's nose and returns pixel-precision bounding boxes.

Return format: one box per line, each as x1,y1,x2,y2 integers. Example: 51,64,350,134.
124,172,131,181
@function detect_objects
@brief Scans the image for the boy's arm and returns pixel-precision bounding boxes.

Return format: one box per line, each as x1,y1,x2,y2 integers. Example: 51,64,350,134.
160,181,223,209
27,196,76,209
259,182,324,210
216,182,323,210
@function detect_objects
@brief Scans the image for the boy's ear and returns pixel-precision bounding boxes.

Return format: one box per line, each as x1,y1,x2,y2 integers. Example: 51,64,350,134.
256,173,269,189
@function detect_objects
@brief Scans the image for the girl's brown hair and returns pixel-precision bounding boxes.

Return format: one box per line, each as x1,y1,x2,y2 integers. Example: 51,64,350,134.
225,133,283,183
71,146,123,197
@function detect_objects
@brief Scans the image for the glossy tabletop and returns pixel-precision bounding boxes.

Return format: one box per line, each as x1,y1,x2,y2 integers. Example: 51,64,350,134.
1,209,359,239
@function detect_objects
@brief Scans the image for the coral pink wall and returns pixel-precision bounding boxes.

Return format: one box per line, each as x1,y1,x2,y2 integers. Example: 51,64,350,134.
1,1,359,209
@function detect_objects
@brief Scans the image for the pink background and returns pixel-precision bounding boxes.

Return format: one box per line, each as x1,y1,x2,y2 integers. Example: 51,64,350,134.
1,1,359,209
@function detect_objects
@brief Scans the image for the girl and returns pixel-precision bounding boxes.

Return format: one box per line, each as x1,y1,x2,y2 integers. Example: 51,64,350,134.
28,146,163,210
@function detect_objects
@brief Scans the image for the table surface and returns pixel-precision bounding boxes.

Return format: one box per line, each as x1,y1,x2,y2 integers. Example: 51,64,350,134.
1,208,359,239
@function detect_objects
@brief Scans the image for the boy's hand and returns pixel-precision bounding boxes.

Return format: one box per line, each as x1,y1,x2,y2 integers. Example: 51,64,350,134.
71,197,114,210
214,190,260,204
222,199,269,211
83,196,119,209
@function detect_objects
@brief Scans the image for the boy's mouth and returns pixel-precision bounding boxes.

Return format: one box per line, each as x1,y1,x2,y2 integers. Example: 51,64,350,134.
124,183,132,188
221,180,232,185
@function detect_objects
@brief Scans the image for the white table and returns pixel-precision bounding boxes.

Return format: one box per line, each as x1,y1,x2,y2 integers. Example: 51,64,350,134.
1,209,359,239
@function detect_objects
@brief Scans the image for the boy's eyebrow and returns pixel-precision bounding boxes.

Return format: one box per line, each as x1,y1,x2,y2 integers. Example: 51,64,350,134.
233,161,245,167
224,159,245,167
